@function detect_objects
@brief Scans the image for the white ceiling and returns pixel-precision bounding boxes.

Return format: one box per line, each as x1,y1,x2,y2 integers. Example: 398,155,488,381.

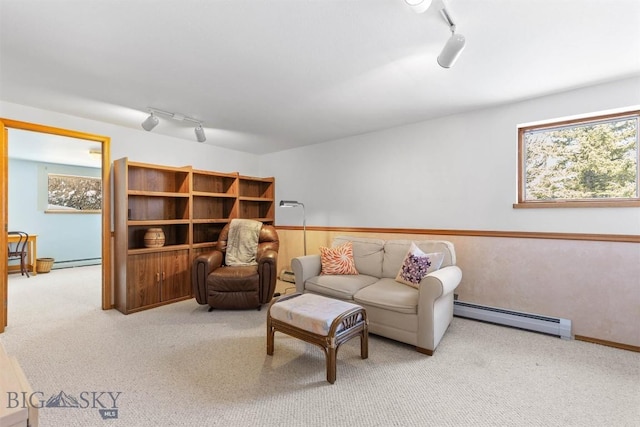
1,0,640,159
7,128,103,168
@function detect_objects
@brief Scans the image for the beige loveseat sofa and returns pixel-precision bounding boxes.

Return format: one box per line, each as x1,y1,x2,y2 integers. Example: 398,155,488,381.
292,236,462,355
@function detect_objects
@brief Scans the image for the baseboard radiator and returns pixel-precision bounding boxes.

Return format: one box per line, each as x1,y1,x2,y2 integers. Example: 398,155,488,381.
453,300,572,340
279,269,296,283
52,258,101,269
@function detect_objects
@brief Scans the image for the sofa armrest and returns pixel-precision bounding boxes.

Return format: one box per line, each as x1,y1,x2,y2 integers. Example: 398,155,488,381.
416,265,463,353
419,265,462,300
192,250,223,304
291,254,322,294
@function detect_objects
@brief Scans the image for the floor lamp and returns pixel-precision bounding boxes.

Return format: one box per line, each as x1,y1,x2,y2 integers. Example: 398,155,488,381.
279,200,306,255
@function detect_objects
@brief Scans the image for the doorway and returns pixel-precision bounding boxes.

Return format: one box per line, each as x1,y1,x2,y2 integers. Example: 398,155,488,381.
0,119,112,332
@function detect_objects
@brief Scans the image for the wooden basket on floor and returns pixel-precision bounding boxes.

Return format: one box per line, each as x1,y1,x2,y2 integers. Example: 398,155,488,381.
36,258,55,273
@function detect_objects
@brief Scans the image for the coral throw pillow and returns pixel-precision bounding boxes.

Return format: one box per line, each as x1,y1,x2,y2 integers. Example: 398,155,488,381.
395,242,444,288
320,241,359,275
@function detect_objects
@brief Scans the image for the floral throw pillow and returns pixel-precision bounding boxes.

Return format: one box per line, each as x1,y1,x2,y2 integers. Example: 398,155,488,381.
320,241,359,275
395,242,444,288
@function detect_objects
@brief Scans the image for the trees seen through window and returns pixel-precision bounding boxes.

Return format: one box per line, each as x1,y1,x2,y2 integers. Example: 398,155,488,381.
517,110,639,208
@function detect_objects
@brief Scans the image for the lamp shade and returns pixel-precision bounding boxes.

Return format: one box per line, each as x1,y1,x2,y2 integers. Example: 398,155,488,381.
278,200,306,255
437,33,466,68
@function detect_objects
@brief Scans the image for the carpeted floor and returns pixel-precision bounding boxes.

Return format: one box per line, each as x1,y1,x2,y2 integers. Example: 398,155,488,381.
1,266,639,426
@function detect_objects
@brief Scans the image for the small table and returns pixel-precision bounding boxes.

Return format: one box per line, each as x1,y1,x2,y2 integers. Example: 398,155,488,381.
7,233,37,276
267,293,368,384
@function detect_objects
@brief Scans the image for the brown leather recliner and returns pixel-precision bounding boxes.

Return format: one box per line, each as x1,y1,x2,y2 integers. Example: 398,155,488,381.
192,222,279,310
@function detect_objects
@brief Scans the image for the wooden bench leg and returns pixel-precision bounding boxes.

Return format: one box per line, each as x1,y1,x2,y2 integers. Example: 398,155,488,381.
361,326,369,359
266,316,275,356
266,298,367,384
326,344,337,384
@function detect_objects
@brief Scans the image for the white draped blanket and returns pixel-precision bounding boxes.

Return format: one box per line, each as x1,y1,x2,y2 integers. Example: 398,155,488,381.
225,219,262,266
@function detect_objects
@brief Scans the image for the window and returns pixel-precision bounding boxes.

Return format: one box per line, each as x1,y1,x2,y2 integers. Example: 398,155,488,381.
47,173,102,213
516,110,640,208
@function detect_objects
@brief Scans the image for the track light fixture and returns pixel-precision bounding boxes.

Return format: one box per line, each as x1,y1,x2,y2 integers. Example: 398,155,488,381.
437,4,466,68
141,107,206,142
141,112,159,131
404,0,432,13
194,124,206,143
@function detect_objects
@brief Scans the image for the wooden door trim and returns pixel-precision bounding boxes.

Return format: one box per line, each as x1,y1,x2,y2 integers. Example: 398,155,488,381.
0,118,112,319
1,124,7,331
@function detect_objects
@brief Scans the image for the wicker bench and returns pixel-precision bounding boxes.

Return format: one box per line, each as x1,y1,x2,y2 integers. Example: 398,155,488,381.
267,293,368,384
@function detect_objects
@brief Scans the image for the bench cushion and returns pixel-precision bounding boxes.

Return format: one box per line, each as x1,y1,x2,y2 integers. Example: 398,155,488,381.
269,293,361,335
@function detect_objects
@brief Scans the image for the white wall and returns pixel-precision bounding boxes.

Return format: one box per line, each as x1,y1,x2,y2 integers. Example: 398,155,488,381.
264,76,640,235
2,79,638,344
8,158,101,266
0,101,260,175
1,101,261,269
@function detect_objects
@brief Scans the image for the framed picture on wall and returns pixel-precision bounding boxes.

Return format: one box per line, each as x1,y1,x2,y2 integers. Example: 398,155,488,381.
46,173,102,213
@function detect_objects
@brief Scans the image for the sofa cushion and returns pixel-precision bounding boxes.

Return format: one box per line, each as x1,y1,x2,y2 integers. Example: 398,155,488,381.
383,239,455,278
305,274,379,301
320,241,358,275
333,236,384,278
354,278,418,315
395,242,445,288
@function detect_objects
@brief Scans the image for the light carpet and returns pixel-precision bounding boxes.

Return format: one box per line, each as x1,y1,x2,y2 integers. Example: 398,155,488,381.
1,266,638,426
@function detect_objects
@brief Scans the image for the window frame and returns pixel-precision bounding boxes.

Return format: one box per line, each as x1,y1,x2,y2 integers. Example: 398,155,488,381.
515,109,640,209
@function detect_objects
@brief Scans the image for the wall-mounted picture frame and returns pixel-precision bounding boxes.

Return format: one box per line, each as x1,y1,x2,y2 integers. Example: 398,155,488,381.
46,173,102,213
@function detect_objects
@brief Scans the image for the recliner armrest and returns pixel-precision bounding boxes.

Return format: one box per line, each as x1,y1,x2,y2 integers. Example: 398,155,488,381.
258,248,278,265
192,250,223,304
291,254,322,294
258,248,278,303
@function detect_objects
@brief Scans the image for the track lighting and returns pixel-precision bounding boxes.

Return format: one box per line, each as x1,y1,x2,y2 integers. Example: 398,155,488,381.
141,112,159,131
404,0,432,13
194,124,206,142
141,107,206,142
437,33,465,68
437,4,466,68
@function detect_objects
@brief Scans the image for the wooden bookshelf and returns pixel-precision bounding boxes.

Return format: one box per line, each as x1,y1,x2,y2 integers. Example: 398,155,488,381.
238,175,275,223
113,158,275,314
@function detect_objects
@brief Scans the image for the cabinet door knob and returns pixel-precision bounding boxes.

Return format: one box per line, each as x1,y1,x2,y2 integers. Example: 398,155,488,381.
156,273,160,283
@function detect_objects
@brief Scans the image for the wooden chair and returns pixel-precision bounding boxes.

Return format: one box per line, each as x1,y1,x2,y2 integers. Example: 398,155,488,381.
7,231,29,277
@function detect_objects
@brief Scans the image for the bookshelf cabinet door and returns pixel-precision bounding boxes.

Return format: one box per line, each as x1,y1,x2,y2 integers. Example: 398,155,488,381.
160,250,191,301
126,253,161,311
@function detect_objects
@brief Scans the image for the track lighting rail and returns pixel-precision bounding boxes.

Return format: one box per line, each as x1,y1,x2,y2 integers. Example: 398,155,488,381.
141,107,207,142
147,107,202,125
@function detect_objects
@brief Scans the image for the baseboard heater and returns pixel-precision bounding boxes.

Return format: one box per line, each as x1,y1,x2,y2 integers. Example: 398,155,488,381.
52,258,101,269
279,269,296,283
453,300,572,340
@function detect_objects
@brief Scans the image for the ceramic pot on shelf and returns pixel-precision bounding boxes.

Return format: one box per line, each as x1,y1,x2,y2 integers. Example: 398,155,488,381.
144,227,165,248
